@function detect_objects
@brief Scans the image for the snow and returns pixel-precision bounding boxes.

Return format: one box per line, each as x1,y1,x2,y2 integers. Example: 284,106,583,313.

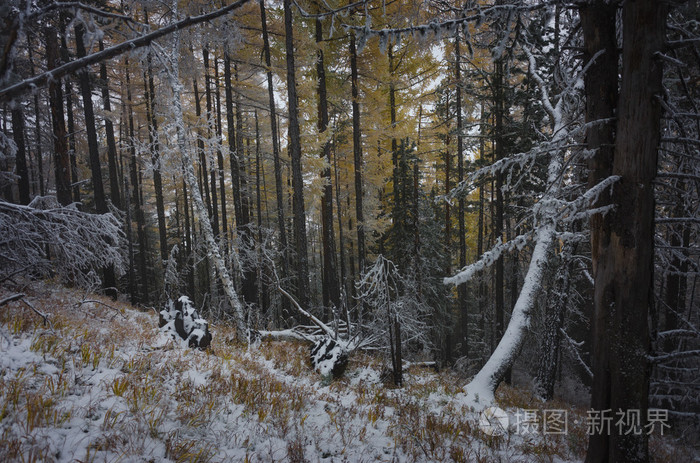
0,281,600,462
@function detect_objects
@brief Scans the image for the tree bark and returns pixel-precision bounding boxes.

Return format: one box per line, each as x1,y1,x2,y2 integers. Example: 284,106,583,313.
234,63,258,307
26,39,45,197
284,0,311,310
58,26,80,205
142,39,168,264
350,33,366,276
316,15,341,315
10,105,30,204
213,55,228,251
99,40,121,210
75,23,116,297
203,47,220,240
493,56,505,360
193,75,212,220
259,0,291,320
585,1,667,461
455,34,468,351
74,24,107,214
125,57,149,303
166,26,247,340
44,26,71,207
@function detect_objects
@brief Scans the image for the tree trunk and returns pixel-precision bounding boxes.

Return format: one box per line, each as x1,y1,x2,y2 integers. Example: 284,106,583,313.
193,76,212,220
203,47,220,240
493,57,505,359
316,15,341,315
75,23,116,296
10,105,30,204
138,23,168,266
535,243,574,400
27,39,45,197
254,111,269,318
58,25,81,206
74,24,107,214
455,34,468,353
44,26,71,207
182,178,196,300
350,33,366,276
64,77,81,205
586,1,667,461
166,26,247,340
99,40,121,210
259,0,291,319
125,57,149,303
234,63,258,307
124,174,137,305
213,55,228,251
284,0,311,310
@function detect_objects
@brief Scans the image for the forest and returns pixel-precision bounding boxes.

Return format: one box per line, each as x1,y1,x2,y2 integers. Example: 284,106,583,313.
0,0,699,461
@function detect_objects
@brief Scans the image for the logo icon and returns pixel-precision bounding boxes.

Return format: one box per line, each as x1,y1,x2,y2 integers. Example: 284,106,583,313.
479,406,509,436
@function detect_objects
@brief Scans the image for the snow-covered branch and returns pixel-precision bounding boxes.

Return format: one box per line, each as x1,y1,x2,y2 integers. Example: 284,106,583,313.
0,0,253,102
0,198,125,288
443,232,533,286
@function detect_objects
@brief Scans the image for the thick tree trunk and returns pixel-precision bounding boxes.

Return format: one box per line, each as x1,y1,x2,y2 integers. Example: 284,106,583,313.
11,106,30,204
125,58,149,303
74,24,107,214
75,23,116,296
535,243,574,401
203,47,220,241
316,16,341,316
26,38,45,197
99,40,121,210
586,1,667,461
213,55,228,251
493,57,505,360
138,23,168,265
259,0,291,320
193,76,212,220
350,33,366,276
455,35,468,351
581,1,619,455
45,26,71,207
284,0,311,310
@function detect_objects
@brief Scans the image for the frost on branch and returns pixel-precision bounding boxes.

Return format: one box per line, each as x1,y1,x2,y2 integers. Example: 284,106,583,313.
0,197,125,286
159,296,212,350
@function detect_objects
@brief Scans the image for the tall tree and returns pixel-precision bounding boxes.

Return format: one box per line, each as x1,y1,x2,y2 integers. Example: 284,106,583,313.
75,22,116,296
44,25,71,207
74,24,107,214
10,104,29,204
99,40,121,210
125,57,150,303
585,0,668,461
315,14,341,314
350,32,366,277
454,31,467,345
141,12,168,266
259,0,291,319
283,0,311,309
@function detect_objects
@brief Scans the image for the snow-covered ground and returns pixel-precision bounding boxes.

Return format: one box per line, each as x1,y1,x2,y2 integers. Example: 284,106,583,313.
0,282,691,462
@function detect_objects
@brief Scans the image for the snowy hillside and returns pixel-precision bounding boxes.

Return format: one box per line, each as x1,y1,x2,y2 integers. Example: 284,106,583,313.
0,282,690,462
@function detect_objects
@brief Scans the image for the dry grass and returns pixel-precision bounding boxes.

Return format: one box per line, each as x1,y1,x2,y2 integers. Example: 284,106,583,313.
1,281,696,462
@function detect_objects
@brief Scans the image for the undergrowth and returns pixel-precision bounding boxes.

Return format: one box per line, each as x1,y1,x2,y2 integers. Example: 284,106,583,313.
0,281,694,462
